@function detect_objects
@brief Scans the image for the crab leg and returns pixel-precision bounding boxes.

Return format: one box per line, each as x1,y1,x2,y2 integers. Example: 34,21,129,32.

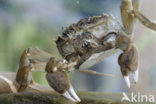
15,46,118,104
131,0,156,31
0,73,17,93
16,49,33,92
120,0,134,34
133,10,156,31
45,57,81,103
26,47,114,77
16,48,52,92
116,35,139,88
26,47,53,72
132,0,141,11
75,69,114,77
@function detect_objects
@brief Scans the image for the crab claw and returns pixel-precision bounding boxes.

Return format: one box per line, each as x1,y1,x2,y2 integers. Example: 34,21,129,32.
45,71,81,103
118,41,139,88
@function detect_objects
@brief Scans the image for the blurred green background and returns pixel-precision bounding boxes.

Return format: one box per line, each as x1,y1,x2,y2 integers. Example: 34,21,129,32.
0,0,121,87
0,0,156,94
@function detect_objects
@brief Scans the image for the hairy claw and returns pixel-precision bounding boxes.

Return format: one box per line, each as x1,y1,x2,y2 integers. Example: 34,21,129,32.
45,70,81,103
118,43,139,88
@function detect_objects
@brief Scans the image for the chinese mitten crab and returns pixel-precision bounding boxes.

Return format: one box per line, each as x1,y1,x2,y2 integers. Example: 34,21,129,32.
1,0,156,103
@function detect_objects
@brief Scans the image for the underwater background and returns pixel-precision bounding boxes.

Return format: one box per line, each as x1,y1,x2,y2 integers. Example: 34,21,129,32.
0,0,156,96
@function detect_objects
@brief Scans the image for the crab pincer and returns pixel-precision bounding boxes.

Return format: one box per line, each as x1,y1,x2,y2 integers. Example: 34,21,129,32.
45,57,81,103
116,35,139,88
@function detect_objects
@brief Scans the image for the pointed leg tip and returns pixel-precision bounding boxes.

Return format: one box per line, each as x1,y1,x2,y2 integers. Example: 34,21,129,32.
134,69,139,84
124,76,131,88
62,90,81,103
75,100,81,103
76,99,81,103
75,99,81,103
134,78,138,84
126,83,131,88
134,79,138,83
69,86,81,102
77,98,81,102
62,91,76,102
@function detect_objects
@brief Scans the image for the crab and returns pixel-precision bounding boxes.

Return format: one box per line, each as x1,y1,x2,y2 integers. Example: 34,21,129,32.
2,0,156,103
